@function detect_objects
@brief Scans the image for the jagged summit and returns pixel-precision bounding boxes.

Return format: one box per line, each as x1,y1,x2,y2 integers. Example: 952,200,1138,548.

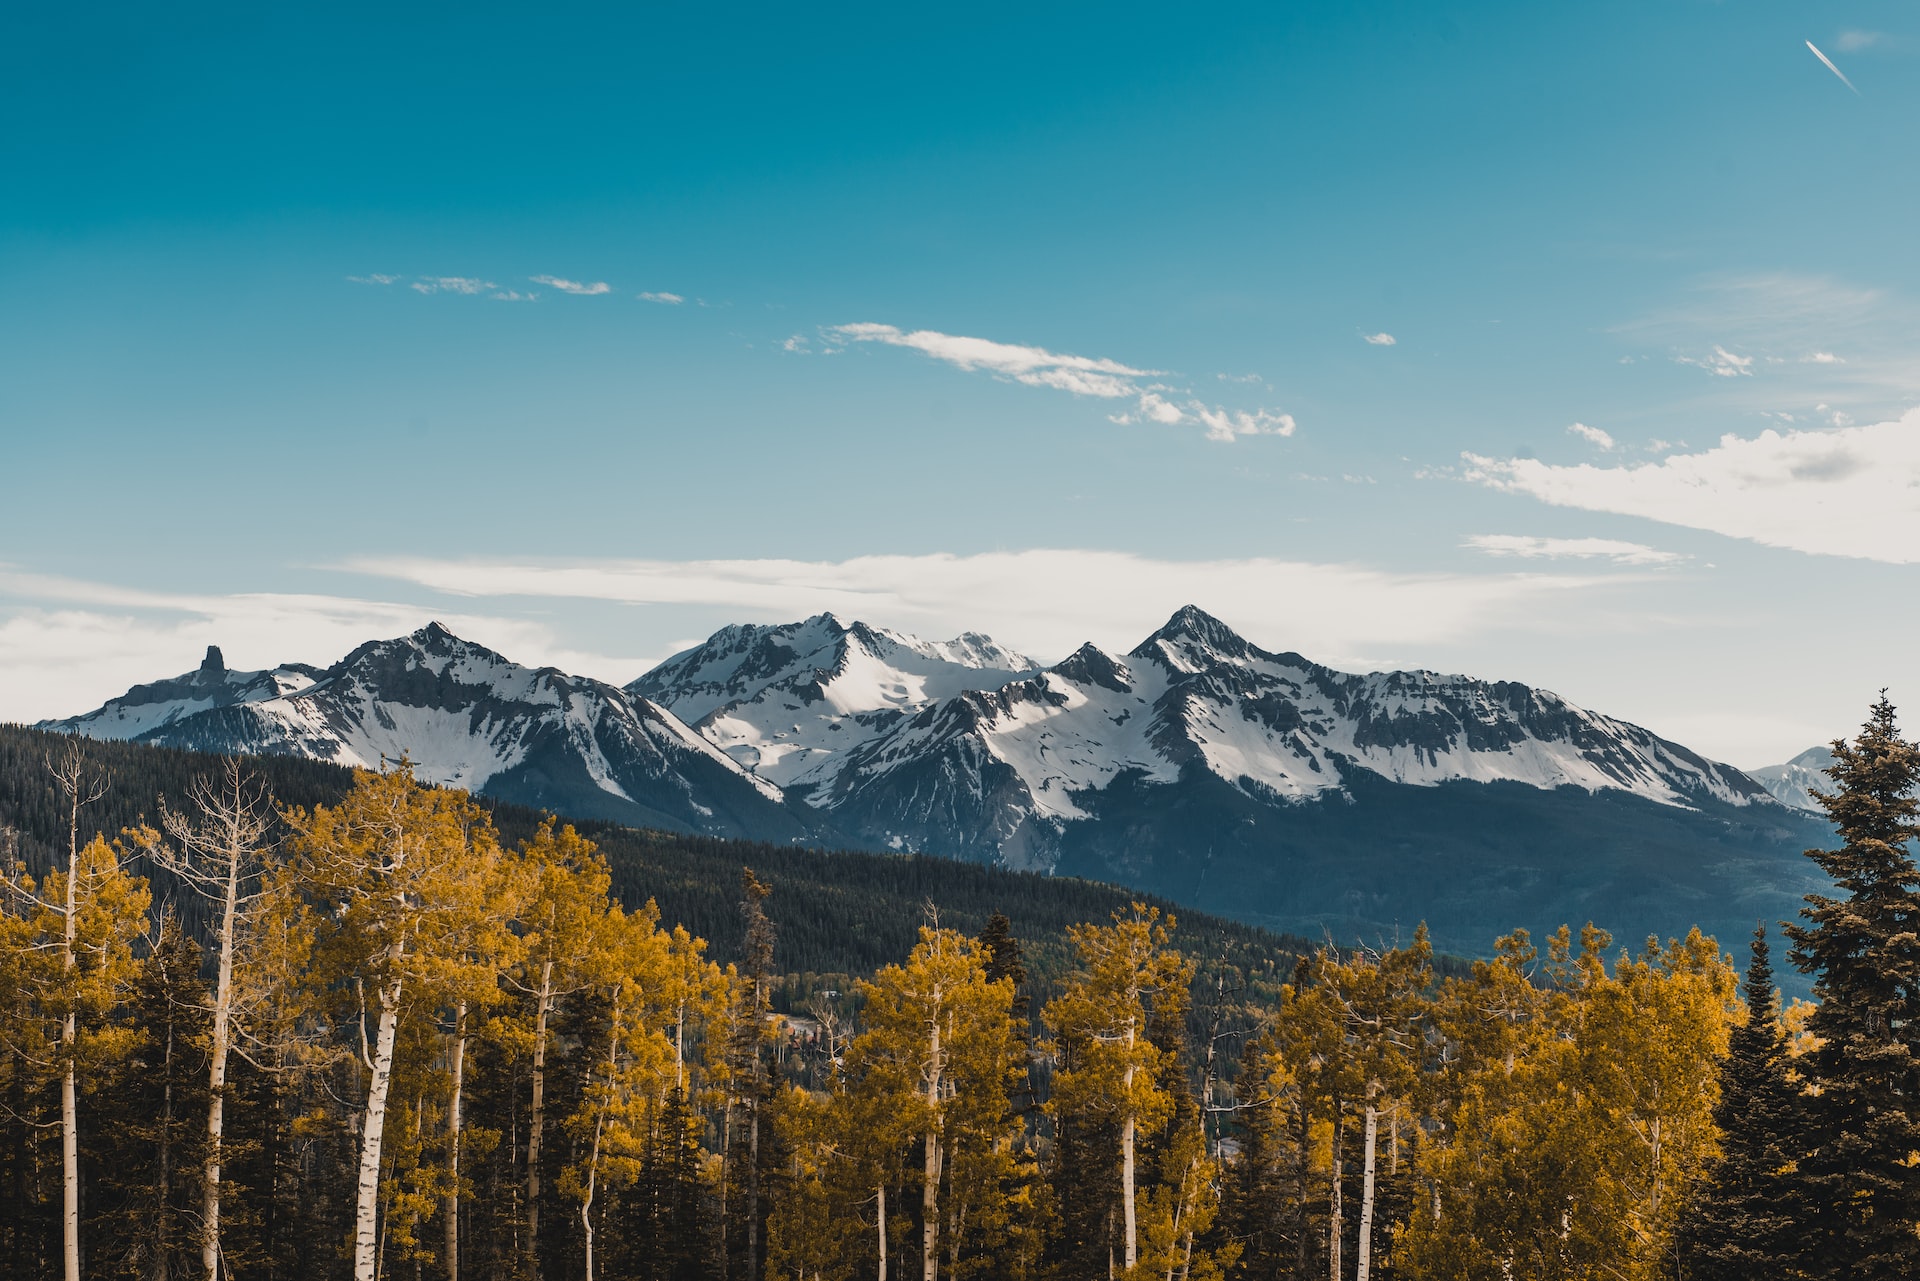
200,645,225,674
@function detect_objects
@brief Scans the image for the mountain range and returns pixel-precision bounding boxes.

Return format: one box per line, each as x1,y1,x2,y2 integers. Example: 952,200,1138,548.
40,607,1833,955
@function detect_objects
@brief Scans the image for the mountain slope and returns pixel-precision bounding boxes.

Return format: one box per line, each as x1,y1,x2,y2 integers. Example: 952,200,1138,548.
41,624,809,841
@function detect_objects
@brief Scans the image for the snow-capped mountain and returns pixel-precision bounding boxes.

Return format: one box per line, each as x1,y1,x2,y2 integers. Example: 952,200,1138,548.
42,608,1830,955
627,613,1038,791
633,605,1827,953
1748,746,1835,814
638,605,1777,866
41,625,806,841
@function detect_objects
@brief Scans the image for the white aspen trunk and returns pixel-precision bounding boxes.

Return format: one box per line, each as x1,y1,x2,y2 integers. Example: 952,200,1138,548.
1122,1017,1138,1272
1329,1105,1343,1281
923,985,943,1281
352,963,405,1281
527,961,553,1246
445,1003,467,1281
62,1024,79,1281
581,1112,604,1281
877,1184,887,1281
61,801,80,1281
204,854,240,1281
1356,1105,1379,1281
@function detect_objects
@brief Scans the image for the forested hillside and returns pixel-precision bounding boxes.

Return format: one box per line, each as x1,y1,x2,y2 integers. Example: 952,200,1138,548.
3,709,1914,1281
0,724,1326,993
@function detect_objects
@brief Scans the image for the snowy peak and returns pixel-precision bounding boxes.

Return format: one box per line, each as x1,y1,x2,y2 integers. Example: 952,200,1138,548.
1749,745,1834,814
628,613,1039,789
1129,604,1265,673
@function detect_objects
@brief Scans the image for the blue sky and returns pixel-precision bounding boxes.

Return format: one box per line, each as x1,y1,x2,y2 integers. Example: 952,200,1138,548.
4,1,1918,765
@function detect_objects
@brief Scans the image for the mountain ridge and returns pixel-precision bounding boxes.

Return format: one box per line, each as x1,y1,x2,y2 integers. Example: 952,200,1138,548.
40,606,1831,955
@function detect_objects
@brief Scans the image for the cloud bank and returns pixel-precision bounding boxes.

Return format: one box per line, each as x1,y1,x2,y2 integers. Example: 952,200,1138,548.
1463,408,1920,562
343,548,1614,673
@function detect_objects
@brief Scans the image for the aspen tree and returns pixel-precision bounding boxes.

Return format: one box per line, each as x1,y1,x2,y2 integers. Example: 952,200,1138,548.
850,926,1022,1280
2,747,151,1281
502,819,614,1257
561,901,676,1281
139,757,279,1281
1044,904,1190,1274
287,764,506,1281
1317,928,1431,1281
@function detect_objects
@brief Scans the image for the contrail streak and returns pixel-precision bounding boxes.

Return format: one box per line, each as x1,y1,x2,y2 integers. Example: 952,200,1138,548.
1806,40,1860,94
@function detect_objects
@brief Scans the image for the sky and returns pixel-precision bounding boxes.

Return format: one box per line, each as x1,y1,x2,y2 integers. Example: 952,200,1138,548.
3,0,1918,768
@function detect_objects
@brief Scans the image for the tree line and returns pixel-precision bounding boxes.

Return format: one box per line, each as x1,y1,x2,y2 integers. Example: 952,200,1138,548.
4,696,1920,1279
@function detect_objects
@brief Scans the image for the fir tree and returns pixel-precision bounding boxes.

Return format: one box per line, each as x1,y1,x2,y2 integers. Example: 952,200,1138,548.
1785,695,1920,1279
1678,924,1798,1281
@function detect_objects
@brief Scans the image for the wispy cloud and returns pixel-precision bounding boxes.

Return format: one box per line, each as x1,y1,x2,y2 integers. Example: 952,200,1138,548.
1805,40,1860,94
1675,345,1753,377
1465,535,1683,566
1566,422,1617,450
1462,408,1920,563
1363,332,1397,346
491,290,538,302
343,549,1610,673
1835,30,1881,53
532,275,612,296
410,277,495,296
827,322,1296,443
348,273,401,286
639,291,684,305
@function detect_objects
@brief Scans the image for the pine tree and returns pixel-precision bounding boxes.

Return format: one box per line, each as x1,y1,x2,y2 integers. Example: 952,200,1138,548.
1784,695,1920,1279
1678,924,1799,1280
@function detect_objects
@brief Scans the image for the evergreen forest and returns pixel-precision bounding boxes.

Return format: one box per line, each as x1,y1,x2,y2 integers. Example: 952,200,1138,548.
2,696,1917,1281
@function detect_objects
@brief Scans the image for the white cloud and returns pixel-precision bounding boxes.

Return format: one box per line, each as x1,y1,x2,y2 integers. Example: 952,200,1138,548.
1465,535,1684,567
1836,29,1881,52
410,277,494,295
1566,422,1617,450
532,276,612,296
348,274,401,285
639,291,684,304
0,570,645,724
1807,351,1844,364
1675,345,1754,377
491,290,537,302
342,548,1609,674
1462,408,1920,562
828,322,1295,443
1363,332,1397,346
830,322,1153,397
1216,372,1265,384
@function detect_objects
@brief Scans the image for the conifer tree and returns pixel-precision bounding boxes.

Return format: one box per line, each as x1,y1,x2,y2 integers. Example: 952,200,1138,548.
1784,695,1920,1279
1678,924,1799,1281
